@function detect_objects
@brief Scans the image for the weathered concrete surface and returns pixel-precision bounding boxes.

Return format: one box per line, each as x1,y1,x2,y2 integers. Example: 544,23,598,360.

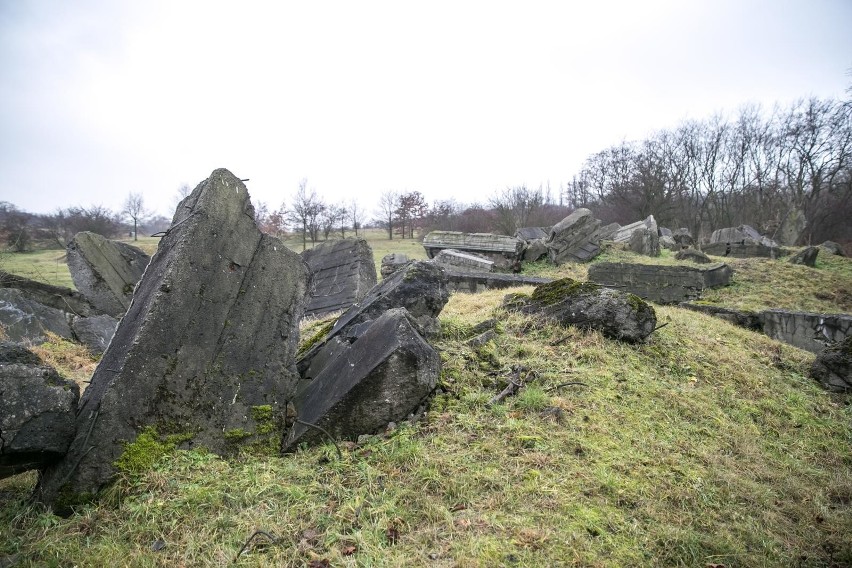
671,228,694,248
503,278,657,342
588,262,733,304
522,238,548,262
283,308,439,451
819,241,845,257
70,314,119,355
675,248,712,264
810,336,852,392
628,227,660,257
545,209,606,264
444,271,551,294
762,310,852,354
1,343,79,479
0,270,101,317
660,235,678,251
432,249,494,273
709,224,778,248
0,288,75,344
67,232,150,317
422,231,522,269
36,168,310,513
298,261,448,381
787,246,819,267
515,227,550,242
301,238,377,318
703,241,789,259
380,253,410,279
773,207,807,246
612,215,657,243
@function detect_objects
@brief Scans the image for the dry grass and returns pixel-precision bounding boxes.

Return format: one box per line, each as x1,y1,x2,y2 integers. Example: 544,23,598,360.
28,331,99,393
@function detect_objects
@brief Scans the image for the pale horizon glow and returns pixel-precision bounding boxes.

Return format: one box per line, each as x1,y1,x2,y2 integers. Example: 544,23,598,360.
1,0,850,220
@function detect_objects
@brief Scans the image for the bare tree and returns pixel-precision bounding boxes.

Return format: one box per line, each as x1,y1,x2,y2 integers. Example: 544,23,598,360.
349,199,362,236
489,185,545,236
287,179,325,250
377,190,398,240
122,193,148,241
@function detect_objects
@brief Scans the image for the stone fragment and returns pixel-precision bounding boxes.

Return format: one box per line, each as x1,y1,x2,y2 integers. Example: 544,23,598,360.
773,207,807,246
587,262,732,304
0,270,101,317
503,278,656,342
515,227,550,242
70,314,119,355
810,336,852,392
787,246,819,267
703,241,788,259
545,209,605,264
671,228,694,248
612,215,658,243
675,248,712,264
628,227,660,257
709,224,778,248
301,238,377,318
522,239,548,262
659,227,673,237
67,232,151,317
432,249,494,273
0,288,74,344
0,343,79,479
298,261,448,381
380,253,410,279
819,241,845,257
660,235,678,251
422,231,522,269
283,308,440,451
679,303,763,331
36,168,310,512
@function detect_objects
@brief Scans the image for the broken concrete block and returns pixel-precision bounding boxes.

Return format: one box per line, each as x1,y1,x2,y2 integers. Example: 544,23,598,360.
432,249,494,273
675,248,712,264
545,209,605,264
0,343,79,479
283,308,439,451
0,288,75,344
819,241,845,257
787,246,819,267
703,241,788,258
810,336,852,392
70,314,119,355
380,253,410,279
587,262,732,304
761,310,852,354
660,235,678,251
671,228,694,248
422,231,522,269
709,224,778,248
67,232,151,317
628,227,660,257
522,239,548,262
36,168,310,513
0,270,102,317
612,215,657,243
515,227,550,242
503,278,657,343
301,238,378,318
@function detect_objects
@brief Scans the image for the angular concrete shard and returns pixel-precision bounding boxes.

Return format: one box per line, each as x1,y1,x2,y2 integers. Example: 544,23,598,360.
298,261,448,380
545,209,606,264
284,308,439,451
0,288,74,344
380,253,410,279
588,262,732,304
70,314,119,355
444,271,552,294
0,270,101,317
432,248,494,273
67,232,151,317
301,238,378,318
522,239,548,262
612,215,657,243
37,169,310,512
709,224,778,248
810,336,852,392
0,343,79,479
515,227,550,242
787,246,819,267
660,235,678,251
503,278,657,343
628,227,660,257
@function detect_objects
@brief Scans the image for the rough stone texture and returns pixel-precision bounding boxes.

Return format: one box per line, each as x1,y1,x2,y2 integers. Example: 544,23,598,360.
1,344,79,479
703,241,788,259
679,303,763,331
612,215,657,243
545,209,607,264
298,261,449,381
515,227,550,242
819,241,845,257
283,308,440,451
67,232,151,317
444,271,552,294
672,228,694,248
380,253,410,279
432,249,494,273
587,262,733,305
660,235,678,251
628,227,661,257
762,310,852,354
709,224,778,248
774,207,807,246
503,278,657,343
522,239,548,262
36,168,310,512
301,238,378,318
787,246,819,267
422,231,522,269
70,314,119,355
659,227,673,237
0,288,75,344
0,270,101,317
675,248,712,264
810,336,852,392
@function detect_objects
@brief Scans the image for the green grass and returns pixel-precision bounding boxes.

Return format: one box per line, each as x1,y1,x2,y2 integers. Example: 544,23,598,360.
1,236,851,566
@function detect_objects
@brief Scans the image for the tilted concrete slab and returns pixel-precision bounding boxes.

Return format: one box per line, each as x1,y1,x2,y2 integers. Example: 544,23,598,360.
588,262,732,304
301,238,377,318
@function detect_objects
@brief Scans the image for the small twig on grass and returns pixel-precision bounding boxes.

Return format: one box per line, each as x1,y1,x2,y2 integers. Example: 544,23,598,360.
488,366,533,406
235,530,279,561
652,322,669,333
545,382,589,392
294,419,343,460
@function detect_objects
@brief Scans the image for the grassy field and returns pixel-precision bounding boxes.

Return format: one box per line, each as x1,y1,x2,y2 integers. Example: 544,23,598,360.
1,235,851,566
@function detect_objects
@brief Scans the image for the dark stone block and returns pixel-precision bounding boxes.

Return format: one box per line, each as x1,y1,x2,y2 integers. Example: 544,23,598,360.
71,314,119,355
302,238,377,318
587,262,732,305
761,310,852,354
0,288,75,344
0,270,101,317
787,246,819,267
675,248,712,264
810,336,852,392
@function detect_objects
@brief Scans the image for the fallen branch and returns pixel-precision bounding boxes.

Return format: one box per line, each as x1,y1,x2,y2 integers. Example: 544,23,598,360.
652,322,669,333
488,366,532,406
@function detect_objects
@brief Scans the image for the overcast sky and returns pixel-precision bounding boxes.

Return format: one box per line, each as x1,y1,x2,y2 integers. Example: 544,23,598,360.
1,0,850,219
